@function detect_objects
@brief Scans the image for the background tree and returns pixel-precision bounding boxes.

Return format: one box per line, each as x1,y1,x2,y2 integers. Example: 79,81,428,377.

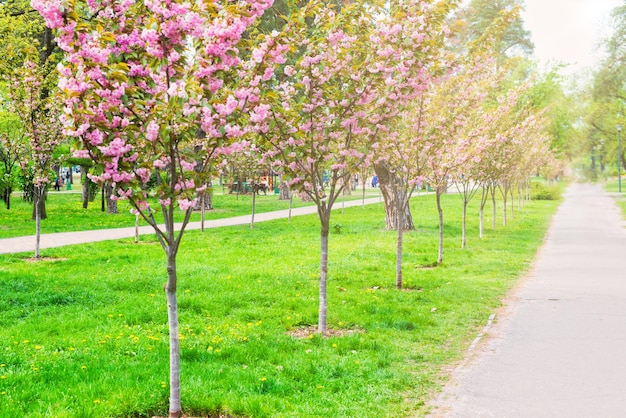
7,60,62,257
453,0,534,59
0,111,26,209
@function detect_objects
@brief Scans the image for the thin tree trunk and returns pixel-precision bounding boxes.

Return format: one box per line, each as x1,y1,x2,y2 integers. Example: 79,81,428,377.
34,186,42,258
491,184,497,230
436,189,444,264
201,193,205,232
362,181,366,208
318,221,329,334
479,185,488,239
165,250,181,418
479,205,484,239
395,197,404,289
462,199,468,249
502,185,508,226
82,166,90,209
288,194,293,222
510,188,515,219
3,186,11,209
134,213,139,243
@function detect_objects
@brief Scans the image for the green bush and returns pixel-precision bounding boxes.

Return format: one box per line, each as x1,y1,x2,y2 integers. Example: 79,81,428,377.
531,182,562,200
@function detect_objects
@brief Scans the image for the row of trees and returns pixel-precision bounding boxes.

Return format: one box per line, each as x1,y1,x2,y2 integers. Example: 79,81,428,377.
1,0,563,416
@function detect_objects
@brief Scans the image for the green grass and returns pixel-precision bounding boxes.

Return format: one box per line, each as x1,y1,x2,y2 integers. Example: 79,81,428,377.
0,186,383,239
0,191,560,417
605,177,626,194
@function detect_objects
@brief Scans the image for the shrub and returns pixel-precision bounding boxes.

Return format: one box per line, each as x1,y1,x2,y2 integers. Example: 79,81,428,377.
531,182,562,200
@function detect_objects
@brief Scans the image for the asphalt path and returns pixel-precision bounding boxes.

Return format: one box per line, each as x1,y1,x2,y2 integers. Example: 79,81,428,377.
429,183,626,417
0,196,383,255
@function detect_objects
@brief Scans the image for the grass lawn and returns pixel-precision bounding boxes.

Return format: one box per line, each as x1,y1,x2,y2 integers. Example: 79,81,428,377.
0,186,383,239
0,191,560,417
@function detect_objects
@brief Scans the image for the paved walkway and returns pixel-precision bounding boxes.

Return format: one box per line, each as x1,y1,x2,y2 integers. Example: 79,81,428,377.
0,196,383,254
430,183,626,417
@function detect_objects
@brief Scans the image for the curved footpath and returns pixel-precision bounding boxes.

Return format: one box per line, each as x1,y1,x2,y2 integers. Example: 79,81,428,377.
0,196,382,255
429,183,626,417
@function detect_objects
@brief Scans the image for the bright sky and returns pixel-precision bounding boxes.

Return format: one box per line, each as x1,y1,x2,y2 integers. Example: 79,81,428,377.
522,0,622,75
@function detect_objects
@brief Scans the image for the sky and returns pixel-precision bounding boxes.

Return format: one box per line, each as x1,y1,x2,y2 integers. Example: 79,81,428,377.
522,0,622,75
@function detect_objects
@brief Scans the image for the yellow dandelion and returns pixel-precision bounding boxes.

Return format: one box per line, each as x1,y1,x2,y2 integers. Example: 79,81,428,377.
332,344,337,348
81,366,87,370
1,391,5,395
0,364,5,367
93,399,101,404
260,377,267,381
1,375,6,379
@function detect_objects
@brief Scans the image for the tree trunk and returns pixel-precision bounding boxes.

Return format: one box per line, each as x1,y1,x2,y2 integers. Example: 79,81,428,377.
436,189,444,265
288,195,293,222
502,185,508,227
201,193,206,232
462,199,468,249
34,185,44,258
4,186,12,210
31,187,47,220
193,187,212,211
105,182,118,214
510,188,515,220
279,181,290,200
374,163,415,230
362,181,366,208
395,197,404,289
318,220,329,334
82,166,90,209
491,184,497,230
165,250,182,418
134,213,140,243
479,186,488,239
251,187,256,229
299,191,312,202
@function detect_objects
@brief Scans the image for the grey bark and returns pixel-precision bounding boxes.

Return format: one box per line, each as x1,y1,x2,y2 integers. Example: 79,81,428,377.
279,181,290,200
396,196,404,289
105,182,118,214
319,220,329,334
166,250,181,418
479,186,489,239
31,187,47,221
81,166,90,209
34,185,44,258
436,188,445,265
374,163,415,230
